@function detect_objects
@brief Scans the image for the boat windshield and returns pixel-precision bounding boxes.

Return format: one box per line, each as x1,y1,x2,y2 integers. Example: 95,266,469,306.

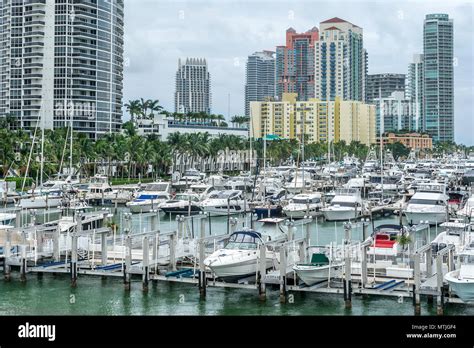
137,194,168,200
331,201,356,208
175,194,199,202
145,183,169,192
409,199,443,205
225,232,259,250
293,198,320,204
208,191,240,199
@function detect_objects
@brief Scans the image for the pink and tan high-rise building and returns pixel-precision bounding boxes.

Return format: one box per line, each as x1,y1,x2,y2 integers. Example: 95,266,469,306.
276,27,319,101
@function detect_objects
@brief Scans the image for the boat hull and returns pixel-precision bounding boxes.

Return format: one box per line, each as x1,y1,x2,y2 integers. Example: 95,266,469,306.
160,205,201,215
322,208,359,221
405,211,447,225
293,263,344,286
445,271,474,303
17,197,63,209
206,257,274,281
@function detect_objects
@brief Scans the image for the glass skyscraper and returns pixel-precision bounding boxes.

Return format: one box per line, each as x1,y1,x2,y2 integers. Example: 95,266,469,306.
423,13,454,142
245,51,275,116
0,0,124,139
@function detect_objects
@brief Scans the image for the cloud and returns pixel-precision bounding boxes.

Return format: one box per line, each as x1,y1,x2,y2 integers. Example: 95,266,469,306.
123,0,474,145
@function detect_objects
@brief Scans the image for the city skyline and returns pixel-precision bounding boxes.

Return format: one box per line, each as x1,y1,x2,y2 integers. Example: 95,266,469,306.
123,0,473,145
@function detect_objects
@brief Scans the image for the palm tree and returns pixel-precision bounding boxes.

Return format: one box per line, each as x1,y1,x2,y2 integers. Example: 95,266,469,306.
124,100,141,123
396,233,412,265
148,99,163,120
139,98,150,119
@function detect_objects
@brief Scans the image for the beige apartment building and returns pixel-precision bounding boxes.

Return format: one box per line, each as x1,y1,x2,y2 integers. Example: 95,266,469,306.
250,93,376,146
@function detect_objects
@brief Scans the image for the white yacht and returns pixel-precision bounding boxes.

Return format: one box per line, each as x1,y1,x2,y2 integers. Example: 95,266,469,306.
173,169,204,191
284,171,313,194
321,189,364,221
203,227,286,281
431,222,474,255
126,182,171,213
199,190,247,215
85,175,113,202
159,192,201,215
405,182,449,225
445,246,474,303
457,197,474,220
17,189,64,209
282,192,323,219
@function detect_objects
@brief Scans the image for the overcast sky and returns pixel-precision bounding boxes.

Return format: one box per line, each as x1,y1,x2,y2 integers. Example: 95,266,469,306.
123,0,474,145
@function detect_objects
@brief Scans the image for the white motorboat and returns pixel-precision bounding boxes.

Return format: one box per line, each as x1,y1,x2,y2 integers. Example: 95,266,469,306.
457,197,474,220
126,182,171,213
405,182,449,225
321,189,364,221
173,169,204,191
282,192,323,219
203,227,286,281
293,247,344,286
445,246,474,303
159,192,201,215
431,221,474,255
199,190,247,215
17,190,64,209
367,224,409,257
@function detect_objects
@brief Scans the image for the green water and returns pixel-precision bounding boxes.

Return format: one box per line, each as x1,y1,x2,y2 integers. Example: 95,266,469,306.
1,209,473,316
1,274,474,316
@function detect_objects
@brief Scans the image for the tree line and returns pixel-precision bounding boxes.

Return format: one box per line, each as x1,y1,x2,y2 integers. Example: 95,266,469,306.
0,116,472,182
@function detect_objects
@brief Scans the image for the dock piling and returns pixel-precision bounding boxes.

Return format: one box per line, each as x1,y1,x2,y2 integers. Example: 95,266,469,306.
279,246,287,304
101,232,107,266
169,232,177,272
70,233,78,288
436,252,444,315
413,252,421,315
4,241,11,281
142,236,149,292
343,223,352,309
20,245,27,282
198,223,206,297
124,234,131,291
258,243,266,301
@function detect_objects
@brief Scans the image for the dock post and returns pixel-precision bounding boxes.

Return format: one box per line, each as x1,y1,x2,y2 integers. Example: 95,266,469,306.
279,246,287,304
169,232,177,272
426,247,433,304
198,226,206,298
142,236,149,292
305,221,311,247
413,252,421,315
343,223,352,309
70,233,78,288
101,232,107,266
258,243,266,301
436,252,444,315
4,241,11,281
124,234,132,291
361,244,368,288
200,215,206,238
362,221,368,241
20,245,27,282
53,227,60,262
15,210,21,228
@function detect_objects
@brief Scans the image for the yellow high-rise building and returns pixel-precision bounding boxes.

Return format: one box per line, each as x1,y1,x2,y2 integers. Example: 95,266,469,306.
250,94,376,146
